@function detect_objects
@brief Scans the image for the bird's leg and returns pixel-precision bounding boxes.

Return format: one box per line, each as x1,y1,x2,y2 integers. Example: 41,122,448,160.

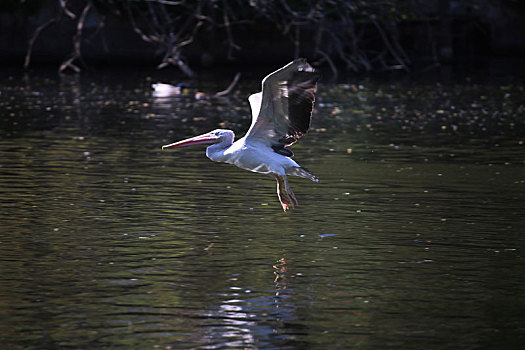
275,175,298,211
276,176,291,211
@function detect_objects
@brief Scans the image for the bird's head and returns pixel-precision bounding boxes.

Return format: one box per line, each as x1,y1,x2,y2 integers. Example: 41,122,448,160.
162,129,234,149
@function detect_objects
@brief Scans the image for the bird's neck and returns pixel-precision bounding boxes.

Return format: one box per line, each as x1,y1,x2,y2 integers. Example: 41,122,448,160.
206,139,233,163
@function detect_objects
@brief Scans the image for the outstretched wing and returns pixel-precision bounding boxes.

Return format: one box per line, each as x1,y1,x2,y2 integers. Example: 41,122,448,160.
245,58,320,153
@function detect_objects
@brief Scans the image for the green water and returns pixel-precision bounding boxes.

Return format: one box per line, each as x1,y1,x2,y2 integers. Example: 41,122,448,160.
0,67,524,349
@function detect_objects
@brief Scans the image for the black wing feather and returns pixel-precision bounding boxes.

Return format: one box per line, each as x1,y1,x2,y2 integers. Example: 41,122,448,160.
279,70,320,147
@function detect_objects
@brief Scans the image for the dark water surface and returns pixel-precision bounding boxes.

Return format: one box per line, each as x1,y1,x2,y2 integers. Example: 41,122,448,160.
1,66,524,349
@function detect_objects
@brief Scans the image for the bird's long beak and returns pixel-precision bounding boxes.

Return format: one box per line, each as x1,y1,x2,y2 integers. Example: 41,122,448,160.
162,132,219,149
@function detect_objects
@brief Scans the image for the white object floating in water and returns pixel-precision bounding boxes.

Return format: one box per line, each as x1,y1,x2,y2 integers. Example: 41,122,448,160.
152,83,181,97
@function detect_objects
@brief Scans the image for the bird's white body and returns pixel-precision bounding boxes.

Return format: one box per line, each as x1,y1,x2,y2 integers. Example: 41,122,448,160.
162,58,320,211
206,134,300,176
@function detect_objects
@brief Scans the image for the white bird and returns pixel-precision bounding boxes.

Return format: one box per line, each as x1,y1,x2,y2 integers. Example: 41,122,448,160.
152,83,182,97
162,58,320,211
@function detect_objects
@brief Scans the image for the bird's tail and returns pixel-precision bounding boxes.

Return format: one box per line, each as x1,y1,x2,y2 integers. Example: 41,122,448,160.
287,166,319,183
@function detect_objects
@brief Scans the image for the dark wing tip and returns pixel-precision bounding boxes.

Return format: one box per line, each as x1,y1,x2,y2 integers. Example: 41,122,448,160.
281,67,320,146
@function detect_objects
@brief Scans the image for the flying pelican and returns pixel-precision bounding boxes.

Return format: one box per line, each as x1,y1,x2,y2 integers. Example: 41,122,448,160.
162,58,320,211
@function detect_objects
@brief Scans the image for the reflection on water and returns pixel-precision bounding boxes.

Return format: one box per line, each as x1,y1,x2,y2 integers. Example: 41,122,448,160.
0,67,524,349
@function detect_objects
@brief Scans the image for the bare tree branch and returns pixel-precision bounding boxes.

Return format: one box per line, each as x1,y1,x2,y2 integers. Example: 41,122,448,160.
369,15,409,71
24,16,59,69
60,1,92,73
60,0,76,19
214,72,241,97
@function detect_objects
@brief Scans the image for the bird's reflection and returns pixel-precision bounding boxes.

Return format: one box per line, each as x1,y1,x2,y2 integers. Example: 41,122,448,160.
273,257,289,303
195,257,302,348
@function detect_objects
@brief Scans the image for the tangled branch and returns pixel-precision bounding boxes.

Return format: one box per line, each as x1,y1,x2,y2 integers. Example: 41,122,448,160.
60,1,92,73
24,0,417,76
